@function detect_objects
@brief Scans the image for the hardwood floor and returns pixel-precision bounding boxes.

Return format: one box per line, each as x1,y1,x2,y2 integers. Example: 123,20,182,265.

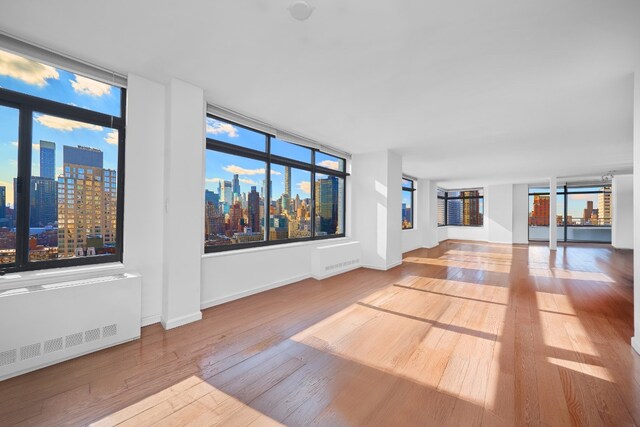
0,240,637,426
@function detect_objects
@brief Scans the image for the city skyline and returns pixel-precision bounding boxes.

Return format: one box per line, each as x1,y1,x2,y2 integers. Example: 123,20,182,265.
0,48,120,211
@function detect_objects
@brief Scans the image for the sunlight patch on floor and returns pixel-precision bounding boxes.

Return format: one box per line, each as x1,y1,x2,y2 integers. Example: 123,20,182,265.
529,267,614,282
90,375,283,427
403,256,511,274
547,357,613,382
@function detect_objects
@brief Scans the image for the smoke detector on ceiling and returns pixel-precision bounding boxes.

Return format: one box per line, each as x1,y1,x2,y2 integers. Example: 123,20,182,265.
289,1,314,21
601,171,615,182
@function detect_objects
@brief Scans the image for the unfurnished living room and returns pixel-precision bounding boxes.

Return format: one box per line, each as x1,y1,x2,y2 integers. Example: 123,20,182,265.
0,1,639,426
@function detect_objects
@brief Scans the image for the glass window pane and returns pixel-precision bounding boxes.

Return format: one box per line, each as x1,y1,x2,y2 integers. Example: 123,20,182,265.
315,152,345,172
30,112,119,261
206,117,266,152
446,193,483,226
402,189,413,229
270,138,311,164
437,197,445,226
314,173,344,236
269,164,312,240
204,150,266,247
0,105,19,265
402,178,413,189
0,48,121,117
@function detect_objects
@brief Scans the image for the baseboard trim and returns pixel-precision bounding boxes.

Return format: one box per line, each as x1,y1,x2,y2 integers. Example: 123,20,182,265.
141,314,161,327
200,274,311,311
361,260,402,271
161,311,202,330
632,336,640,356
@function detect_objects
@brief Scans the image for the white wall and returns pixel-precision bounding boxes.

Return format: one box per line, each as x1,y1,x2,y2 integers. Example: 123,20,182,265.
351,150,403,270
123,75,166,326
487,184,513,243
512,184,529,244
633,69,640,356
421,180,439,248
612,175,633,250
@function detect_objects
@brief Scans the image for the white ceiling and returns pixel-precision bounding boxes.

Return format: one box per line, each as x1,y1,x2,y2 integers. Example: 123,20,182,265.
1,0,638,187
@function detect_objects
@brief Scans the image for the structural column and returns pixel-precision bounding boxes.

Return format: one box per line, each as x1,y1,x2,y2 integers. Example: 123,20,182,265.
549,177,557,251
161,78,205,329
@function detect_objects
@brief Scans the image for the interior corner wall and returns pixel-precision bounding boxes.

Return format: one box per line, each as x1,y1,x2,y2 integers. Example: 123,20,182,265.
123,74,166,326
512,184,529,244
487,184,513,243
421,179,439,249
161,78,204,330
612,175,633,249
351,150,402,270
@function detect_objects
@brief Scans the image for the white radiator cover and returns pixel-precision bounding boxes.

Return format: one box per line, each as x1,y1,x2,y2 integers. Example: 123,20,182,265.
311,241,361,280
0,272,141,381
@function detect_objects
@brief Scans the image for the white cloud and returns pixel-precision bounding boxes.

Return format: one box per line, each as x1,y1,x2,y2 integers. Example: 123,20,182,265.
105,130,118,145
206,177,224,184
32,142,40,151
0,50,59,87
10,141,18,148
318,159,340,170
207,119,238,138
271,170,281,176
69,75,112,97
297,181,311,194
239,178,257,185
35,114,103,132
223,165,263,176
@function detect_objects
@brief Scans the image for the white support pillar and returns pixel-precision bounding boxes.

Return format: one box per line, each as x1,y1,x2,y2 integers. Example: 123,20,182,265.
633,68,640,355
549,177,557,250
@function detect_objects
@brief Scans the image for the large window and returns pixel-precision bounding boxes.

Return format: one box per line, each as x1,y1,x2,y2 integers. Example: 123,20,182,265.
205,116,347,252
437,188,484,226
528,184,612,243
402,178,414,229
0,48,125,273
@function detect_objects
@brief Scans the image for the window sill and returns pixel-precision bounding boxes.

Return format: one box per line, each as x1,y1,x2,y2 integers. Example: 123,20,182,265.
202,237,353,259
0,262,125,291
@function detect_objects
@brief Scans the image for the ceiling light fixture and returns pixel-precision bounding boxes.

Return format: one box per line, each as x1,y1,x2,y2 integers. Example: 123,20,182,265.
601,171,615,183
288,0,314,21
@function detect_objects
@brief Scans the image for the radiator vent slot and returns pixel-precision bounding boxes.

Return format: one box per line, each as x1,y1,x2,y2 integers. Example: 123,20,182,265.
20,343,41,360
85,328,100,343
44,338,63,354
103,324,117,338
65,332,83,348
0,349,17,366
325,258,360,272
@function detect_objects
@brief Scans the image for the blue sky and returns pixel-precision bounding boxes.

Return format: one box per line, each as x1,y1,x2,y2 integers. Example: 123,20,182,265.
0,48,120,208
205,117,342,200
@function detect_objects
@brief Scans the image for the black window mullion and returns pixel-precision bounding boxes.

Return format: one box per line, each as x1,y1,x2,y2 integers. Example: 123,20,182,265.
15,107,33,269
310,150,316,238
265,136,271,242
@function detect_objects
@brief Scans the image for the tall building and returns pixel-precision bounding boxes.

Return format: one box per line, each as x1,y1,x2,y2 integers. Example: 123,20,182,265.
57,146,117,258
247,186,261,233
228,201,244,234
219,180,232,208
598,191,611,225
447,199,463,225
205,189,219,207
583,201,594,223
0,186,5,221
315,176,339,234
39,140,56,179
530,195,550,226
463,196,481,226
63,145,103,168
284,166,291,196
30,177,57,227
232,174,241,200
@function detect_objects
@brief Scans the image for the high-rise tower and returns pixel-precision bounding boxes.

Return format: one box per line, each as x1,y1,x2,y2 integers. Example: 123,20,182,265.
39,140,56,179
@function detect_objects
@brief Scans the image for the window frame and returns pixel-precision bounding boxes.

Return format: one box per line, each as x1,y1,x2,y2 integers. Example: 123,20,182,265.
0,84,126,274
527,184,612,243
205,114,347,253
401,177,414,230
437,188,484,227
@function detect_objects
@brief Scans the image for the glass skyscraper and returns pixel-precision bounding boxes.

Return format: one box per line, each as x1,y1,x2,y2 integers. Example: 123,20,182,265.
39,140,56,179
